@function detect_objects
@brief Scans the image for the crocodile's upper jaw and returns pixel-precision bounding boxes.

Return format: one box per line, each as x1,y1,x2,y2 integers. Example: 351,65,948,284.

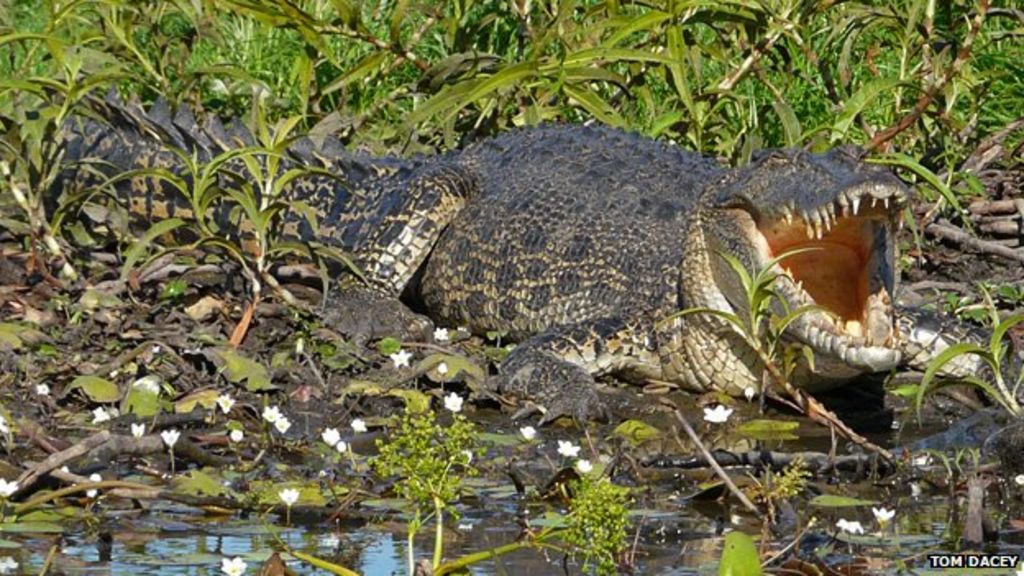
749,181,908,383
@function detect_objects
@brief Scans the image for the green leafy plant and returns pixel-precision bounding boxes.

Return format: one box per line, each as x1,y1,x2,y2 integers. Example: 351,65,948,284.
916,308,1024,417
564,473,632,575
371,405,479,574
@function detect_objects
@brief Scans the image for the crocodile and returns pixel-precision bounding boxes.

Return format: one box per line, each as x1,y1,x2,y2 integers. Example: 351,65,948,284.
54,98,984,422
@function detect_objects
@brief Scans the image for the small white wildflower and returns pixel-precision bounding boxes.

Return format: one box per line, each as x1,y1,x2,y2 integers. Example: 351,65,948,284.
0,416,8,435
321,428,341,447
0,557,17,575
743,387,755,401
872,507,896,524
221,556,247,576
0,479,18,498
433,328,450,342
229,429,244,443
703,405,734,424
160,429,180,448
351,418,367,433
443,392,464,413
35,384,50,396
131,423,146,438
836,519,865,535
519,426,537,441
279,488,300,507
390,349,413,368
436,362,449,375
132,375,161,395
262,405,282,424
295,337,305,355
557,440,581,458
92,407,112,424
59,466,69,474
336,440,349,454
86,473,102,498
150,345,161,355
576,459,593,474
912,454,932,467
216,394,235,414
462,449,473,464
910,482,922,498
1015,474,1024,486
274,417,292,434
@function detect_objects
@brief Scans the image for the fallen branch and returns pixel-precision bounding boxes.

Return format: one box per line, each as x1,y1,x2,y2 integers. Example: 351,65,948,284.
670,405,760,514
926,220,1024,263
643,448,893,478
15,431,112,496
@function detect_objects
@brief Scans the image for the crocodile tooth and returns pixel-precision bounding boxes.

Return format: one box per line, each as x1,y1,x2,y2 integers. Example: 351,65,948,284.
802,211,814,239
821,207,832,231
813,213,824,239
837,195,850,217
782,206,794,225
852,195,861,215
883,197,889,209
826,203,837,226
871,196,878,208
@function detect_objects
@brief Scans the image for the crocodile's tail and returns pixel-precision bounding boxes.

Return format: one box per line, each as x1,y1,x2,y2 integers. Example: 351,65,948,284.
56,95,479,295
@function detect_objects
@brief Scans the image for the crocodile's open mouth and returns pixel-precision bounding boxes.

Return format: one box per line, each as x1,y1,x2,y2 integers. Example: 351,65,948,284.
755,183,907,375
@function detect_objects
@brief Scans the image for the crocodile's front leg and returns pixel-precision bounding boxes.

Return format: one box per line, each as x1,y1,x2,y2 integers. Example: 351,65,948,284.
492,317,662,424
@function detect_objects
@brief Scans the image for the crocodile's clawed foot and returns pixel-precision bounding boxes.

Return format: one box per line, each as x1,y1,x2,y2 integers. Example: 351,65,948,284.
492,348,609,425
322,286,434,347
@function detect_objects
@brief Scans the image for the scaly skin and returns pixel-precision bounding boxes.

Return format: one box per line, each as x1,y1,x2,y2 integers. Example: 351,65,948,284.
57,98,1007,423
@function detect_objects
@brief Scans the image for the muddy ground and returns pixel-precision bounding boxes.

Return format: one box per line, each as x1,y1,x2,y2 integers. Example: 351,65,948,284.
0,163,1021,575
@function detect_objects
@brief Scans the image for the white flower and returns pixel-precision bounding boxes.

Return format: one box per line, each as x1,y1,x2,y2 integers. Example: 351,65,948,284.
872,507,896,524
390,349,413,368
229,429,244,443
0,416,8,435
221,556,247,576
433,328,450,342
743,387,756,401
86,473,102,498
321,428,341,447
912,454,931,467
35,384,50,396
262,405,282,424
351,418,367,433
0,479,18,498
132,375,162,395
336,440,349,454
436,362,449,375
462,450,473,464
92,407,112,424
576,459,593,474
444,392,464,413
557,440,581,458
216,394,235,414
161,429,180,448
1015,474,1024,486
0,557,17,575
151,345,161,355
836,519,865,535
703,405,734,424
519,426,537,441
910,482,922,498
274,417,292,434
131,423,146,438
279,488,300,507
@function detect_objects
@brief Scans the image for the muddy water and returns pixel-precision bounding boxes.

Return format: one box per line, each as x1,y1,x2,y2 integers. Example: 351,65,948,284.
6,401,1024,575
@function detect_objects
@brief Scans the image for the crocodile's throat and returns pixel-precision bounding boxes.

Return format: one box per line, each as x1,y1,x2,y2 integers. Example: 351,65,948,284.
755,186,905,379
